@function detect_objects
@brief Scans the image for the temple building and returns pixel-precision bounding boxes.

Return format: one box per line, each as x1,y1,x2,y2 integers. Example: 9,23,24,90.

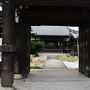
31,26,79,52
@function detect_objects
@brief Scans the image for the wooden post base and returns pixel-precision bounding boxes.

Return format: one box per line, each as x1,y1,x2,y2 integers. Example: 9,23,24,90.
1,71,14,87
14,74,22,80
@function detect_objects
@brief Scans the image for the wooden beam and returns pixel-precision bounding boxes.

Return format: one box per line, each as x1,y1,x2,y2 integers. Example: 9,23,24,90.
18,7,90,25
15,0,90,7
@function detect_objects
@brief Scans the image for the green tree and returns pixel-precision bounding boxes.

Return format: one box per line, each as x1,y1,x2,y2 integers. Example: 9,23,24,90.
31,41,45,56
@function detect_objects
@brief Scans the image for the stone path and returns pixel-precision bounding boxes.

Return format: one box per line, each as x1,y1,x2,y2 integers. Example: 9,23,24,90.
0,69,90,90
0,54,89,90
43,55,66,69
40,53,79,69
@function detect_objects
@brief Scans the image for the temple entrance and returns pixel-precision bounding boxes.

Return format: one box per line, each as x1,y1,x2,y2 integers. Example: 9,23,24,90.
30,26,79,69
0,0,90,88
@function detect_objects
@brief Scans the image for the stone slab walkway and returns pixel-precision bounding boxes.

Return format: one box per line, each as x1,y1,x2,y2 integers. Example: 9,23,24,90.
0,69,90,90
0,54,88,90
40,53,79,69
43,55,66,69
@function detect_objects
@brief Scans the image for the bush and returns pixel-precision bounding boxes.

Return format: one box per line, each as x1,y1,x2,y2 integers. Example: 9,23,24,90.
31,41,45,56
70,45,78,56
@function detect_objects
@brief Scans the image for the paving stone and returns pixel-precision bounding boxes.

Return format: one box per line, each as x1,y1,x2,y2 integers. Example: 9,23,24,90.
1,69,90,90
10,69,90,90
0,54,89,90
43,55,66,69
43,60,66,69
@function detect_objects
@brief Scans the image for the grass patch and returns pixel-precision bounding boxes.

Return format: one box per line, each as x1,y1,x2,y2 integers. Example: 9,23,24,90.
58,54,79,62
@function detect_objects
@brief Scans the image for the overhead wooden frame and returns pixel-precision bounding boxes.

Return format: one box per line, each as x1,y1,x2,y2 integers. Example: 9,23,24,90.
18,6,90,26
1,0,90,7
15,0,90,7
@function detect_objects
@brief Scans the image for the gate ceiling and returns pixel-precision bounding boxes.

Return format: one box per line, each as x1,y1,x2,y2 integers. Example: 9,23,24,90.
15,0,90,7
14,0,90,26
19,6,90,26
0,0,90,25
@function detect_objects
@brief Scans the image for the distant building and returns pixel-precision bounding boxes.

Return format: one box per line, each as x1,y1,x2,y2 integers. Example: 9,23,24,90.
31,26,79,52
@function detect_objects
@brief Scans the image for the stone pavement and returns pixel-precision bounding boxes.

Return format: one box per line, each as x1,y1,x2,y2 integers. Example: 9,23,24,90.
5,69,90,90
0,69,90,90
0,54,89,90
43,55,66,69
40,53,79,69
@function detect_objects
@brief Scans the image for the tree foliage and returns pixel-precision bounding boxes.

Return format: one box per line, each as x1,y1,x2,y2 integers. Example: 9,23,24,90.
31,41,45,56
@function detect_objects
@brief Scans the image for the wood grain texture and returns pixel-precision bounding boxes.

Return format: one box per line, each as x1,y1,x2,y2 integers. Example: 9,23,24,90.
15,0,90,7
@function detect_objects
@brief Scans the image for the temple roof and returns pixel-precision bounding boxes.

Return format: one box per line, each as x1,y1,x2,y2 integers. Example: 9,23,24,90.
31,26,79,38
31,26,70,36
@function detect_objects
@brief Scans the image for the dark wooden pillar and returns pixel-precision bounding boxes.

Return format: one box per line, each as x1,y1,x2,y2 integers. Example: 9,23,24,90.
15,21,30,78
82,26,86,73
80,25,90,77
79,26,84,73
84,25,89,76
1,0,15,87
26,26,30,74
84,25,90,77
84,26,87,74
79,25,87,73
